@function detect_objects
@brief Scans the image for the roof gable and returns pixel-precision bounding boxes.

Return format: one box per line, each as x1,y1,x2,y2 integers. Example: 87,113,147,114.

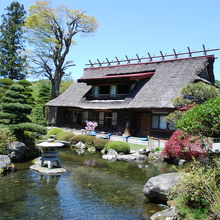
47,55,215,109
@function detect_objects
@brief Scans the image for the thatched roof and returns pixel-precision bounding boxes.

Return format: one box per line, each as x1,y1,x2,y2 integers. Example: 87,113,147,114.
46,55,215,109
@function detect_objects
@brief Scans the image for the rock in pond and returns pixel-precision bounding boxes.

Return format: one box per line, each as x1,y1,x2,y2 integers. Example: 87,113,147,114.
0,155,12,172
143,172,180,204
148,151,163,162
139,149,151,156
117,153,147,162
102,149,118,161
54,140,70,147
7,142,38,162
87,146,96,152
75,142,86,149
150,206,178,220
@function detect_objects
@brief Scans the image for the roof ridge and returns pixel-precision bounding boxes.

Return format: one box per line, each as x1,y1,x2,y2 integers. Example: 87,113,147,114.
84,55,214,71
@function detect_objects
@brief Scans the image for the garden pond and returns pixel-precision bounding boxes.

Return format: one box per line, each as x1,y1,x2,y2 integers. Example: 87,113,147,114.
0,149,174,220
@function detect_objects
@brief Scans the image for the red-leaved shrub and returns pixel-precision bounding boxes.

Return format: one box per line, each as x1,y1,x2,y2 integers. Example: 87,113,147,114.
162,129,207,161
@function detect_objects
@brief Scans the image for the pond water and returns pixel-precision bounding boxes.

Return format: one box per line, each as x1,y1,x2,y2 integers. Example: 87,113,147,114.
0,149,174,220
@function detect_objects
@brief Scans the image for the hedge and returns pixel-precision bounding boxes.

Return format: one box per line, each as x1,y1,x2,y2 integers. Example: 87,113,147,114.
105,141,130,154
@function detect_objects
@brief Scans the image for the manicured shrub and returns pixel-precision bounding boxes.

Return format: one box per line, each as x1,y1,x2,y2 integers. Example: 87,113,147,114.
93,138,109,151
46,127,64,139
0,127,16,154
12,123,47,134
70,135,96,147
105,141,130,154
177,96,220,138
169,158,220,220
162,129,207,161
0,84,46,139
55,131,75,141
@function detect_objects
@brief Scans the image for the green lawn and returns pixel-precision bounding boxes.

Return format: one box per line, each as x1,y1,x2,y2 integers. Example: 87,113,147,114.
128,143,147,151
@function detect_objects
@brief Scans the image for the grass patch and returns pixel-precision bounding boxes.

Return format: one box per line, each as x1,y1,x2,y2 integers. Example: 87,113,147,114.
128,143,147,151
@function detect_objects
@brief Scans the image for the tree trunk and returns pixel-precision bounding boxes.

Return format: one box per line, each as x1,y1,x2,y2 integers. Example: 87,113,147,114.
51,79,60,99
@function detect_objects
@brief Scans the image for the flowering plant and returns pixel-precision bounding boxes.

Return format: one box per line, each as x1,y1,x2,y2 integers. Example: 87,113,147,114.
85,121,98,131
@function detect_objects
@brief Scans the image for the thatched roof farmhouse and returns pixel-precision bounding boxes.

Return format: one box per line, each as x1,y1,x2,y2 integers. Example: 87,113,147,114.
46,54,216,137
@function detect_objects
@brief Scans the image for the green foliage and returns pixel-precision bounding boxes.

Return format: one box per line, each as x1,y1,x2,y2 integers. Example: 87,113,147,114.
30,82,51,125
0,1,27,80
0,127,16,154
0,84,31,124
46,128,64,139
178,82,218,106
60,80,74,94
70,135,96,147
105,141,130,154
55,131,75,141
25,1,98,98
37,84,51,104
11,122,47,134
0,78,14,100
169,158,220,219
93,138,109,151
0,84,46,138
31,105,47,125
177,96,220,137
17,80,35,105
2,103,32,114
167,82,219,124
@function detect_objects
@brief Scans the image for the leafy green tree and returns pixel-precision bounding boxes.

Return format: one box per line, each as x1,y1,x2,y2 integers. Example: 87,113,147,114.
176,96,220,138
25,1,98,99
0,84,46,139
0,2,27,80
167,82,219,124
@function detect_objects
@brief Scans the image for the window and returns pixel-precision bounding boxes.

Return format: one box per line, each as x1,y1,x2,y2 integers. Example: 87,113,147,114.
82,111,89,123
98,112,117,126
99,85,110,94
92,86,99,97
152,115,168,130
117,84,130,94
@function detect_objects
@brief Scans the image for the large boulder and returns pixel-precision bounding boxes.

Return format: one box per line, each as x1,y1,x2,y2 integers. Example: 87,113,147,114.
143,172,180,204
7,141,38,162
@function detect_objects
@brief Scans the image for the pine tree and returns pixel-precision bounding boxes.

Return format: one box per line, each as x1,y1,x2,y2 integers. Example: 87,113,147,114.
0,84,46,139
0,2,27,80
0,78,14,101
31,84,51,125
18,79,35,106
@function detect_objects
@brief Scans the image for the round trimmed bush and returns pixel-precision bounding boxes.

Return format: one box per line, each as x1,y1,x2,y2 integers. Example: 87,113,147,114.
70,135,96,147
46,128,64,139
55,131,75,141
93,138,109,151
105,141,130,154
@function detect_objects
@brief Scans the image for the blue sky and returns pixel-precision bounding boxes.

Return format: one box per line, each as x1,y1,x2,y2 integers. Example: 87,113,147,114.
1,0,220,80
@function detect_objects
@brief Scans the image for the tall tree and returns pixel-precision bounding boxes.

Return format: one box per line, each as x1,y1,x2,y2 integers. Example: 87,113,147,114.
25,1,98,98
0,2,27,80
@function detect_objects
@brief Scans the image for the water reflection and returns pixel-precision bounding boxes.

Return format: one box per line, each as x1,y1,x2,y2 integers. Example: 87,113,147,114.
0,149,174,220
